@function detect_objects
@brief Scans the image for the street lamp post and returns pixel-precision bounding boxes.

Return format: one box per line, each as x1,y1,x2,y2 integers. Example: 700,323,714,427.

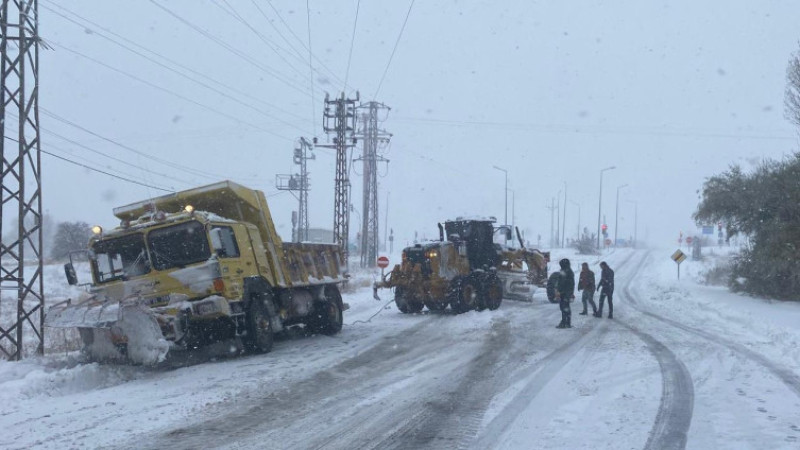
615,184,629,246
493,166,508,240
570,200,580,240
562,181,567,248
597,166,616,249
627,200,638,248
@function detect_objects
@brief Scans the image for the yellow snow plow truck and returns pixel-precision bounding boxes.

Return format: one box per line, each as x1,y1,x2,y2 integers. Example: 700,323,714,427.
45,181,346,365
373,218,549,313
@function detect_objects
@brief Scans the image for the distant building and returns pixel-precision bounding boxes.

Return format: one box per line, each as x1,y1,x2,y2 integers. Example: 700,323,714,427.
306,228,334,244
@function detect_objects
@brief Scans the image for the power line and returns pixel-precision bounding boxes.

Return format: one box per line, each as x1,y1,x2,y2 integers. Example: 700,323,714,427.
306,0,317,133
43,128,196,187
213,0,323,99
3,135,175,192
47,41,295,142
266,0,350,91
40,108,262,182
42,2,312,134
393,116,798,141
373,0,416,100
148,0,315,100
343,0,361,92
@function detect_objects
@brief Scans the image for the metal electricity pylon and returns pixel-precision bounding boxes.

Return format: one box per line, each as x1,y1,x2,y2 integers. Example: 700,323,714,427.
276,137,314,242
318,92,358,268
0,0,44,360
354,101,390,268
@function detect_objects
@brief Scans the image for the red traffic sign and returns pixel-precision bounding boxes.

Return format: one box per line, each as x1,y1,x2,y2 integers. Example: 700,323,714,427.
686,236,693,244
604,238,612,246
377,256,390,269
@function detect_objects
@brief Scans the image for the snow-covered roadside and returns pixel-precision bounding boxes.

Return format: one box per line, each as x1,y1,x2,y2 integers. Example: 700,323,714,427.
634,250,800,374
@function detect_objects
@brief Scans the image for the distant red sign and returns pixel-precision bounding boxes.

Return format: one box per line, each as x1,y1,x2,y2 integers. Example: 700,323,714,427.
604,238,612,246
377,256,390,269
686,236,693,245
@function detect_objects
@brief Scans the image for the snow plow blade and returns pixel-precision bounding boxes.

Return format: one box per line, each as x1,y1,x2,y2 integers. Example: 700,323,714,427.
497,270,538,302
45,299,170,365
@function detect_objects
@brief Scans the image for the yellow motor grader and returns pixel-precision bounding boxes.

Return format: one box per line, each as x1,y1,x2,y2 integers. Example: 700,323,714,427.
373,218,549,313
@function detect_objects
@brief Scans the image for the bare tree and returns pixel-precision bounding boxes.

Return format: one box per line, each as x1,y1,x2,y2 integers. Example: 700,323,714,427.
50,221,91,261
786,45,800,129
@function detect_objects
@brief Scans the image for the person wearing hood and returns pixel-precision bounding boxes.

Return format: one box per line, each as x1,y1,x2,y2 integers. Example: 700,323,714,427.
577,262,598,316
555,258,575,328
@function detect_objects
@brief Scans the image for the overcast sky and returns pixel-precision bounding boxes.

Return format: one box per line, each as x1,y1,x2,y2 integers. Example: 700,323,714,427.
13,0,800,250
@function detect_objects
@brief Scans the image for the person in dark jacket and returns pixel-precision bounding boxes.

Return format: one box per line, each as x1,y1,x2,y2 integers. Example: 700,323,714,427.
577,262,598,316
596,261,615,319
555,258,575,328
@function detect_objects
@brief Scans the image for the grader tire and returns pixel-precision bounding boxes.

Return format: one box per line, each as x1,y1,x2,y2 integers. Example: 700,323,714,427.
451,276,480,314
481,274,504,311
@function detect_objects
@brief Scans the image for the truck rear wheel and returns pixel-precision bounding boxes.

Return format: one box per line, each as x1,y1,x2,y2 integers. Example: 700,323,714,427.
395,286,423,314
244,293,274,354
313,285,343,335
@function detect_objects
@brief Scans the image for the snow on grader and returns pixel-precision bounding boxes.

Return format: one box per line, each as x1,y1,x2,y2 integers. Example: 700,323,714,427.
45,181,347,365
373,218,549,313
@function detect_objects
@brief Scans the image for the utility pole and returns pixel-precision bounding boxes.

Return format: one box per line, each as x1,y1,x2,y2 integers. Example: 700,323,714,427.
276,137,314,242
0,0,44,360
318,92,359,269
354,101,391,268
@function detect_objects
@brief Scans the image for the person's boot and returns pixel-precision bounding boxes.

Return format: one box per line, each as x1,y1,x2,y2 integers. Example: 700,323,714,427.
608,313,613,319
556,322,565,329
579,310,588,315
566,316,572,328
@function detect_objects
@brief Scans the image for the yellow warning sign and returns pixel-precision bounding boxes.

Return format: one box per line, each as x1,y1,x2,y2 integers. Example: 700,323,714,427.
671,249,687,264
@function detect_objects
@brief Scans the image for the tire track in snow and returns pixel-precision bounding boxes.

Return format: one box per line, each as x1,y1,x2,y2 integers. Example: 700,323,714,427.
627,252,800,399
473,251,642,447
618,252,694,450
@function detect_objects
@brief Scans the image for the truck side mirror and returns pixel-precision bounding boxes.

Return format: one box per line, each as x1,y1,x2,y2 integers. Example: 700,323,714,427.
64,262,78,286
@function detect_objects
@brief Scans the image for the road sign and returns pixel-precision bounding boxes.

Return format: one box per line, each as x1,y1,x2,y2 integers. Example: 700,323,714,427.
702,226,713,235
604,238,611,246
671,249,687,279
377,256,390,269
686,236,693,245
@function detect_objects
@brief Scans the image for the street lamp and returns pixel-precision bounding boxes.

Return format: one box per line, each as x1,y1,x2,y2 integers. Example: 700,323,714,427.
493,165,508,231
492,166,508,244
615,184,628,246
561,181,567,248
626,200,638,248
569,200,580,241
507,188,515,240
597,166,616,249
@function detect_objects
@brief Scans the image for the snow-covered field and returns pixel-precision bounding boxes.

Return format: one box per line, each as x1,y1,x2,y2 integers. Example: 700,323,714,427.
1,249,799,449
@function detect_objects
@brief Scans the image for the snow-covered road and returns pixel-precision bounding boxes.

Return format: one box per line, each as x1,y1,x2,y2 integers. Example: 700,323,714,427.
1,249,799,449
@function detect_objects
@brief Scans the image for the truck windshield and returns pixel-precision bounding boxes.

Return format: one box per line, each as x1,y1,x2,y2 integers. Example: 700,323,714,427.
147,221,210,270
92,233,150,284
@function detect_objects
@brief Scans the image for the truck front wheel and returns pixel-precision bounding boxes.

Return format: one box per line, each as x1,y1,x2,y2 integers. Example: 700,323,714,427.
245,294,274,354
